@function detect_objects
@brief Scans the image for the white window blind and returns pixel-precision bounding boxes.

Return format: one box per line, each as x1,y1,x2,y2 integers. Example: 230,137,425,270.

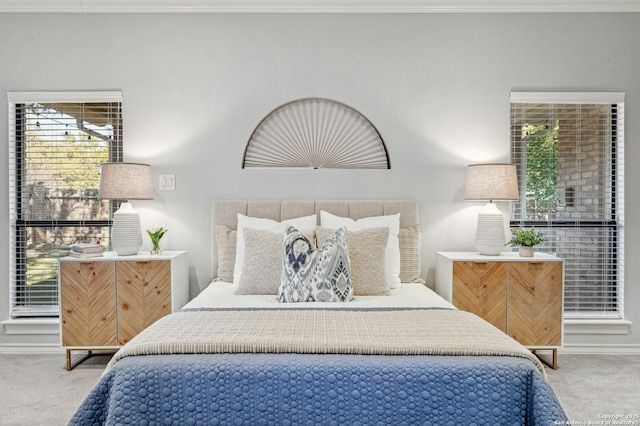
510,92,624,319
8,91,123,317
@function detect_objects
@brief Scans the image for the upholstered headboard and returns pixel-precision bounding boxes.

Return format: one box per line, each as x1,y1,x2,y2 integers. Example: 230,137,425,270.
211,200,421,282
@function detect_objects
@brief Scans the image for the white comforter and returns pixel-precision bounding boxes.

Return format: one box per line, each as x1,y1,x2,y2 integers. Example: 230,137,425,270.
184,282,457,310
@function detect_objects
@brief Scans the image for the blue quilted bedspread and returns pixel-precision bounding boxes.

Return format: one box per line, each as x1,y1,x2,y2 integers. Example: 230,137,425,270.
70,353,566,425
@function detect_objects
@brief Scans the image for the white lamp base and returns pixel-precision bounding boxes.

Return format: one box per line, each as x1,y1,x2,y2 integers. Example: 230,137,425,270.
111,202,143,256
475,202,507,256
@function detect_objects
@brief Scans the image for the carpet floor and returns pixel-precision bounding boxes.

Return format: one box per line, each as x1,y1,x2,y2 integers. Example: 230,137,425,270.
546,354,640,421
0,353,638,425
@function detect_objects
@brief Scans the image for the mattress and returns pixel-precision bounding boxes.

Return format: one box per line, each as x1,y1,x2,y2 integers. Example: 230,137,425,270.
183,281,457,310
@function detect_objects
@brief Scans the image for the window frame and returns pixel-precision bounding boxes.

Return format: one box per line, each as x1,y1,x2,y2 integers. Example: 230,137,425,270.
7,91,123,318
509,91,625,320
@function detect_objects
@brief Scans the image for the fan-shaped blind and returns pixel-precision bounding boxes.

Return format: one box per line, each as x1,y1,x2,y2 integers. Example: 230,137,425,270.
243,98,390,169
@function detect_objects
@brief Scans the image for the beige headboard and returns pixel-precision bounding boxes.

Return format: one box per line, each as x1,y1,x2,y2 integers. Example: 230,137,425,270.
213,200,418,229
211,200,420,281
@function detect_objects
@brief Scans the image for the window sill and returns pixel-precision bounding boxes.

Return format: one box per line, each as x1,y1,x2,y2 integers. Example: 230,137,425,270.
1,318,60,335
564,318,632,335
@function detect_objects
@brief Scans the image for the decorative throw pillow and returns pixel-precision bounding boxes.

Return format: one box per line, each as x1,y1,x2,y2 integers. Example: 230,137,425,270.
399,224,425,284
233,214,317,284
279,226,353,303
316,227,389,296
214,225,236,282
235,228,284,295
320,210,401,289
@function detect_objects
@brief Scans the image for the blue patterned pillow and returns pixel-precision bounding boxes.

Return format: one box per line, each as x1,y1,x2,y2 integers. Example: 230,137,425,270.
278,226,353,303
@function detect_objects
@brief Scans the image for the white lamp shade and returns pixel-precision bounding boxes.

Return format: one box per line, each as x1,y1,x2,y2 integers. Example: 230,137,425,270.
98,162,153,200
465,163,519,201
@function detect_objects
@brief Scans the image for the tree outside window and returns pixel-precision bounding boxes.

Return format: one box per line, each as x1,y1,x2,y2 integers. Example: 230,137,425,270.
510,94,623,318
8,94,123,317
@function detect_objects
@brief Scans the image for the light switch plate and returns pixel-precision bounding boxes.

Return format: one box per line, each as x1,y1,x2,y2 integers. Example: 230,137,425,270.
159,175,176,191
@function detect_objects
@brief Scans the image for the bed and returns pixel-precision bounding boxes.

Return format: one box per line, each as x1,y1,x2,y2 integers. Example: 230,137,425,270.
70,200,567,425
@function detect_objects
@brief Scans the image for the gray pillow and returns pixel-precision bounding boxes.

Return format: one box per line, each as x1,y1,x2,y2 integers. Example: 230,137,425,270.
399,224,425,284
214,225,236,282
235,228,283,295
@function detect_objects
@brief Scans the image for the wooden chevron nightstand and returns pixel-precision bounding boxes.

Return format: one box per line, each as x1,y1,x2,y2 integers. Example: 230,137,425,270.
435,251,563,369
59,251,188,370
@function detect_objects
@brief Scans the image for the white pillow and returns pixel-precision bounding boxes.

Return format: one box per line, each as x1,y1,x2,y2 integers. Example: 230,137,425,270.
320,210,401,289
233,213,317,284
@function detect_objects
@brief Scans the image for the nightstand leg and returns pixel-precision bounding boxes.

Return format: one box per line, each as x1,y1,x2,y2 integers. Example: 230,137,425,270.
66,349,93,371
530,348,558,370
65,348,118,371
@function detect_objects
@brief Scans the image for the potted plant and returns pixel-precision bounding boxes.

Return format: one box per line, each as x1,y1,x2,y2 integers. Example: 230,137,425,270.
507,227,545,257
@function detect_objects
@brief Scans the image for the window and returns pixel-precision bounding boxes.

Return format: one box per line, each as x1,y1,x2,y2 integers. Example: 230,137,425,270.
510,92,624,319
8,92,123,317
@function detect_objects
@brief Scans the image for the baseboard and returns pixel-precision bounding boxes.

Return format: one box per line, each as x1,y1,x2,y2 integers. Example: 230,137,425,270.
0,343,64,354
560,344,640,354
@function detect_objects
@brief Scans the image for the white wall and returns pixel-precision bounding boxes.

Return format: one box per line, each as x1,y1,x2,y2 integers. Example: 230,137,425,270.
1,12,639,349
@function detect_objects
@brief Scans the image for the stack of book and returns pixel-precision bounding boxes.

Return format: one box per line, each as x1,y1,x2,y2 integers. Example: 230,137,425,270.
69,243,104,258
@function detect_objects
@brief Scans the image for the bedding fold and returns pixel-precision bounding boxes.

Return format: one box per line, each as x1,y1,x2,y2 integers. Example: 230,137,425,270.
106,307,545,375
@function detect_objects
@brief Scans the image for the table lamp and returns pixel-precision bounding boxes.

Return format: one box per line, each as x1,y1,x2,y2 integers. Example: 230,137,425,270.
98,162,153,255
465,163,519,255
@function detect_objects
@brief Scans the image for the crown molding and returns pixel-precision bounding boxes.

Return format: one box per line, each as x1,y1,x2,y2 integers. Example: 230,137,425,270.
2,0,640,13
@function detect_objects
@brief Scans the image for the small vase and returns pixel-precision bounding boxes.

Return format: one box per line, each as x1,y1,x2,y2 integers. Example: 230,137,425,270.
150,238,162,255
519,246,534,257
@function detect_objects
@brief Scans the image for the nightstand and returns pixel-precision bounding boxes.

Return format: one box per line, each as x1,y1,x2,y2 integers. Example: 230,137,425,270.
59,251,188,370
436,251,563,369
